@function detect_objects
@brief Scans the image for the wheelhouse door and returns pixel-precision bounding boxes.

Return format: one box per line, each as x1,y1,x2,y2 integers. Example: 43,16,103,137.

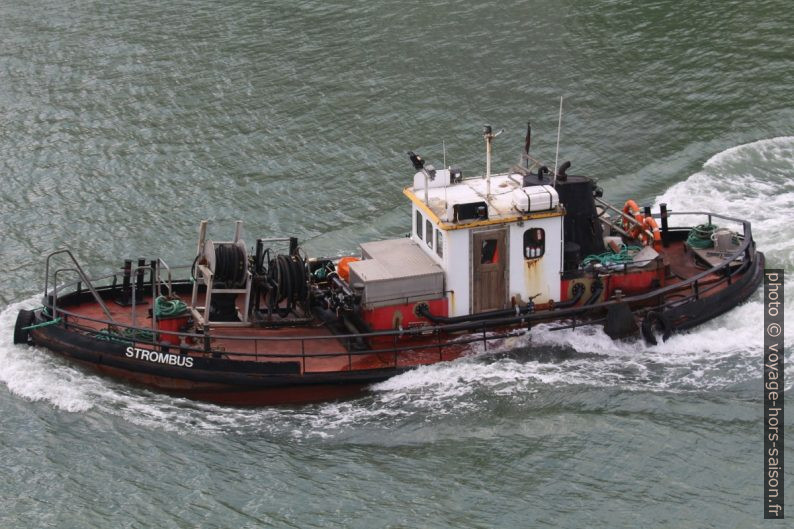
472,229,508,313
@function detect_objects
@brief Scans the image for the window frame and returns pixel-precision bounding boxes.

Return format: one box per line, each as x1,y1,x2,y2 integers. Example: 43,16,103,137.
523,227,545,259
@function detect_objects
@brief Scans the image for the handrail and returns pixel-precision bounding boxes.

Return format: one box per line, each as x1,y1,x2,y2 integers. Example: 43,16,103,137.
130,262,158,334
594,196,653,241
56,317,518,361
156,258,174,298
45,249,116,323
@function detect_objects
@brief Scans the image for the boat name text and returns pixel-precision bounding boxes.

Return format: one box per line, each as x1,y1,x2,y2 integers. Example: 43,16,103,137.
125,346,194,368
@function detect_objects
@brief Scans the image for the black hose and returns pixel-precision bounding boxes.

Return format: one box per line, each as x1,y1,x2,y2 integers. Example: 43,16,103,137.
291,256,307,301
416,302,533,325
284,256,295,309
289,257,302,300
278,255,289,301
553,283,586,309
214,244,246,287
584,283,604,305
262,254,309,316
417,284,587,325
417,300,621,335
189,253,201,282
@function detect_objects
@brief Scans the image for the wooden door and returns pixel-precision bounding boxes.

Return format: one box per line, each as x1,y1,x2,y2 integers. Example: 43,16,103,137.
472,229,508,313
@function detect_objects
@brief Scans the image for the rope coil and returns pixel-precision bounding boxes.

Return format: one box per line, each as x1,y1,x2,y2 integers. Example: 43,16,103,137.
154,296,188,317
582,244,642,267
686,223,717,249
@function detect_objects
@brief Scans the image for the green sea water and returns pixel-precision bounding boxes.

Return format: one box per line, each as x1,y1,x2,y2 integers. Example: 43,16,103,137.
1,1,792,527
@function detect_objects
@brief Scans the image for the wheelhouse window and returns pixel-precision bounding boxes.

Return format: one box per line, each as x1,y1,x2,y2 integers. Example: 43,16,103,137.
426,219,433,248
435,229,443,258
524,228,545,259
416,210,423,240
481,239,499,264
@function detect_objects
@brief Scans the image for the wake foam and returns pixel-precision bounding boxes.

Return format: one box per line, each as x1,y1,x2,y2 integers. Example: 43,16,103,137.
1,137,792,436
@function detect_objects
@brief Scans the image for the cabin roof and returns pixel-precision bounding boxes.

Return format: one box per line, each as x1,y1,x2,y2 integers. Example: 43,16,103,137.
404,172,564,231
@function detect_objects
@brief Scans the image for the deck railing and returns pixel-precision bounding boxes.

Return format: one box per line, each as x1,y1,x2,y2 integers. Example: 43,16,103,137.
38,210,756,373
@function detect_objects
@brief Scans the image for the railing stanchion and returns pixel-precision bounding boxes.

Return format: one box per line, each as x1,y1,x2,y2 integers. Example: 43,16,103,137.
301,339,305,374
136,258,146,295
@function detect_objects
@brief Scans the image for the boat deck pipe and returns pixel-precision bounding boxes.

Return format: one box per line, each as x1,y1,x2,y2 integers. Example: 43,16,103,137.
416,284,586,325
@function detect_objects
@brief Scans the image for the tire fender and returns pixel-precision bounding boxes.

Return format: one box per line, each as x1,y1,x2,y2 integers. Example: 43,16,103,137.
13,309,35,345
641,310,672,345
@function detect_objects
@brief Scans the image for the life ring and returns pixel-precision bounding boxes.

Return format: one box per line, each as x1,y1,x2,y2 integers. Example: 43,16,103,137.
641,310,671,345
638,216,662,250
622,199,646,239
622,199,641,232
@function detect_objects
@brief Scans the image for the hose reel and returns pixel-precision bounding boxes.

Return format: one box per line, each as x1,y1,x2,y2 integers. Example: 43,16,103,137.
256,252,308,317
189,220,253,326
204,240,248,288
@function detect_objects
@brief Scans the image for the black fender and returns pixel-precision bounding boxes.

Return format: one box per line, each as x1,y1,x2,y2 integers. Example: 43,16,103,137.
13,309,35,345
641,310,672,345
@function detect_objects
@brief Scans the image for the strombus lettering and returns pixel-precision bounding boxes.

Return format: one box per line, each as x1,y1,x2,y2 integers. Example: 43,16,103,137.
125,346,194,368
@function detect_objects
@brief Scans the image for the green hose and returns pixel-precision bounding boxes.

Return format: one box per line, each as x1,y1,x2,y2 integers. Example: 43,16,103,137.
582,244,642,267
94,329,134,344
93,298,185,344
154,296,188,317
21,317,62,331
120,328,156,341
686,223,717,249
95,327,156,343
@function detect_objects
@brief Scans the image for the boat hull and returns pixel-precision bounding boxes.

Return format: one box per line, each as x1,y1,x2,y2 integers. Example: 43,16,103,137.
21,248,765,405
29,323,406,405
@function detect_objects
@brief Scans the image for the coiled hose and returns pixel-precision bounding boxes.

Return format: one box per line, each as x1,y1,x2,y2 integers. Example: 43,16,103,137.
214,243,247,287
154,296,188,317
686,223,717,249
582,245,642,267
266,254,308,316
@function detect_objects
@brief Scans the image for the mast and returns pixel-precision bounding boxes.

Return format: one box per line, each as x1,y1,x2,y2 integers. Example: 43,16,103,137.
552,96,563,187
483,125,503,197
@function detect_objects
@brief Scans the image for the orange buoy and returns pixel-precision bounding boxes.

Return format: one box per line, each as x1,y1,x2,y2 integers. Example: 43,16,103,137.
639,216,662,250
336,256,359,282
622,199,642,233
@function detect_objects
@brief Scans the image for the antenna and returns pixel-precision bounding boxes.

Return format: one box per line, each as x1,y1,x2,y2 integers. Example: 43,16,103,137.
442,140,446,168
552,96,563,187
483,125,503,197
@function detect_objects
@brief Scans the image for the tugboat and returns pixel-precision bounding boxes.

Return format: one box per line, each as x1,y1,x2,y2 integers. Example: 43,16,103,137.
13,124,764,405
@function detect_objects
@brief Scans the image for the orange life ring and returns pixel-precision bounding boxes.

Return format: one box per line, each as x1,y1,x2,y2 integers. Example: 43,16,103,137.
622,199,642,233
638,216,662,250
